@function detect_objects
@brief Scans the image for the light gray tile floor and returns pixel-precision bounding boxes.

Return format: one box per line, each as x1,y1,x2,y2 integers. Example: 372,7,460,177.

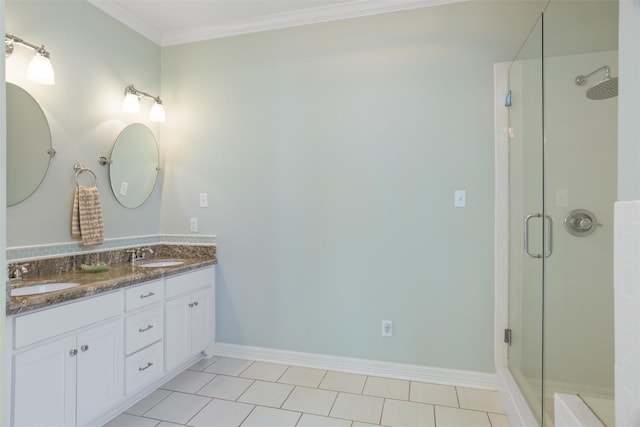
105,357,509,426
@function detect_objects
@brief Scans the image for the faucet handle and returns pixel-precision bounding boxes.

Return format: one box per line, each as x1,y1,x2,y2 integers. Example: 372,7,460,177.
8,263,29,279
126,249,137,262
137,247,154,259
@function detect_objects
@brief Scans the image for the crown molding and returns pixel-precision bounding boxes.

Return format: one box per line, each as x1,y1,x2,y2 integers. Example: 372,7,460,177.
88,0,466,47
87,0,163,45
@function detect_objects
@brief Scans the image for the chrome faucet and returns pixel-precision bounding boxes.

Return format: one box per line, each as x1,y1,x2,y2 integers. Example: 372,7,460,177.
127,247,154,264
126,249,138,263
137,247,154,260
8,263,30,282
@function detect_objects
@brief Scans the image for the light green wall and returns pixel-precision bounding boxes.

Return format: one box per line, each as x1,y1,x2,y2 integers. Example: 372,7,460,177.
618,0,640,201
160,1,543,372
5,0,162,248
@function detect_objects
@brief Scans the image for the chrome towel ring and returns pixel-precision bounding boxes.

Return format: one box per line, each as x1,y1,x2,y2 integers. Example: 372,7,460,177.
73,163,98,187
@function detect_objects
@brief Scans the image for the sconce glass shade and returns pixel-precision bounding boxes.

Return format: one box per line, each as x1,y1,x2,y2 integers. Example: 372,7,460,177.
122,92,140,114
26,52,55,85
149,101,166,123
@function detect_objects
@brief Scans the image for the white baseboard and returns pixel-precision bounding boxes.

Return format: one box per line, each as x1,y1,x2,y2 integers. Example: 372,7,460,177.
213,342,496,390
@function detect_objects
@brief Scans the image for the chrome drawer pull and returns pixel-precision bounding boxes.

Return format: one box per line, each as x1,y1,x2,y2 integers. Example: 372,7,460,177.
69,349,78,357
138,324,154,333
193,301,199,307
80,345,89,352
138,362,153,371
139,291,155,299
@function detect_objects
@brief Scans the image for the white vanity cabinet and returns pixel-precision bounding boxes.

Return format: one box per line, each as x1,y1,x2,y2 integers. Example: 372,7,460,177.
11,293,123,427
165,267,214,371
8,264,215,427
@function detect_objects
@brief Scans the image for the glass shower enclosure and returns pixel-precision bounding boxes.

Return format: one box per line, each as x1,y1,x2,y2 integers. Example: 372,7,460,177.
504,1,617,425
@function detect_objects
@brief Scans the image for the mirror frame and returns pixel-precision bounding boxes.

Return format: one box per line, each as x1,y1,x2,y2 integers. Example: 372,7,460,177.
6,82,54,206
108,123,160,208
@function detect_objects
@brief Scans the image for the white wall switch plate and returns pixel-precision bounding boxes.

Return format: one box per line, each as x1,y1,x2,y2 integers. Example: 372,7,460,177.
190,217,198,232
119,182,128,196
199,193,208,208
381,320,392,337
454,190,466,207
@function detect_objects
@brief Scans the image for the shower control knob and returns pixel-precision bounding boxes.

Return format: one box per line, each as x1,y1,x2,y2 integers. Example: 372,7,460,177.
564,209,600,237
577,217,592,229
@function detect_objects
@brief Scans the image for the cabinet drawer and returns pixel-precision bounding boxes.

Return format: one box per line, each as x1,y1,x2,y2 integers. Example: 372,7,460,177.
125,280,164,312
14,292,122,349
125,341,164,395
125,306,163,355
165,267,214,299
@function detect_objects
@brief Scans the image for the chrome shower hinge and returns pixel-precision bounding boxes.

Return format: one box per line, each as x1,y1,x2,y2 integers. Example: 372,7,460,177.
504,328,512,345
504,90,512,107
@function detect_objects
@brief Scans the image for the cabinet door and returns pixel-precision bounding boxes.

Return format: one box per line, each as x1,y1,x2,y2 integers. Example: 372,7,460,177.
164,294,191,371
13,335,76,427
190,288,213,355
76,319,124,426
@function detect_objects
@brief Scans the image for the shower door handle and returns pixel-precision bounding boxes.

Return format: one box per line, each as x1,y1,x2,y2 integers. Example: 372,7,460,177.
544,214,552,258
524,213,543,259
524,213,552,258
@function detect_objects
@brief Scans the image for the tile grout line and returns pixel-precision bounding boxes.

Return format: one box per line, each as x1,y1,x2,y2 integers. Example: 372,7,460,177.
379,397,386,426
279,378,297,410
486,411,494,427
183,394,214,426
317,368,330,390
238,403,258,427
324,385,341,422
274,364,291,383
234,378,257,403
192,372,218,396
136,389,175,418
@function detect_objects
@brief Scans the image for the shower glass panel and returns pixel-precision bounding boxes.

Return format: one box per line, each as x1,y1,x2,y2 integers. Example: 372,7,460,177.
507,15,544,425
542,1,617,425
506,1,617,425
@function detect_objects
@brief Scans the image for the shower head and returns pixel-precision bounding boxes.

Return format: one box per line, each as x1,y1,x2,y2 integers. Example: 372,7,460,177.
575,65,618,100
586,76,618,100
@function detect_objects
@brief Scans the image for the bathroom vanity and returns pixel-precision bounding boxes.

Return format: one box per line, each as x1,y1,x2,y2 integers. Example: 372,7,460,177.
5,245,216,427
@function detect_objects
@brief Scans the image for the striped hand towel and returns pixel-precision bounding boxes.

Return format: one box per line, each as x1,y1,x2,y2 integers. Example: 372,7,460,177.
71,185,104,246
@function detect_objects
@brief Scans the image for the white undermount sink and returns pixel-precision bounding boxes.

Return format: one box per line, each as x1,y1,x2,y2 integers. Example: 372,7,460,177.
11,282,80,297
138,260,185,268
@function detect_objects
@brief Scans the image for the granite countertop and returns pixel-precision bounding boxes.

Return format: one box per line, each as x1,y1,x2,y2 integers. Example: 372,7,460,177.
7,244,216,316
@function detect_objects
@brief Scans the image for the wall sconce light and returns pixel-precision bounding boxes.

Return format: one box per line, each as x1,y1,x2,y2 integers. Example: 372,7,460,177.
122,84,166,123
5,33,55,85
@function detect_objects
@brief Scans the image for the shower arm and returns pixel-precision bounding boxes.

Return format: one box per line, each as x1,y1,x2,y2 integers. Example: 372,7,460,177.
575,66,610,86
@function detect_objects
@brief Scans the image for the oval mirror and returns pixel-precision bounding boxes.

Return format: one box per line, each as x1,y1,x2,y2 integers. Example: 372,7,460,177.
6,83,54,206
109,123,159,208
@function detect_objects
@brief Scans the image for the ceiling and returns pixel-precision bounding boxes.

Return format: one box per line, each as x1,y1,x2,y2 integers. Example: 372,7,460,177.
87,0,463,47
